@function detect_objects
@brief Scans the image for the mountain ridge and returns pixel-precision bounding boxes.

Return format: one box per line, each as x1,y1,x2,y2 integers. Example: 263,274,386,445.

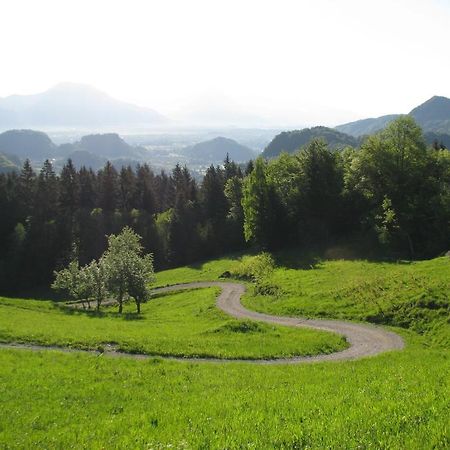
0,83,167,128
335,95,450,136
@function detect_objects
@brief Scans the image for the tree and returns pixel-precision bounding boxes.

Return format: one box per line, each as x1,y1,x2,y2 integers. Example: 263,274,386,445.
83,259,109,311
242,158,278,249
102,227,154,313
52,260,92,309
348,116,430,256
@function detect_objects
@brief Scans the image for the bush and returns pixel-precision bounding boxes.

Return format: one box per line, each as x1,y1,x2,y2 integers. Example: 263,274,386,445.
254,281,283,297
229,253,275,283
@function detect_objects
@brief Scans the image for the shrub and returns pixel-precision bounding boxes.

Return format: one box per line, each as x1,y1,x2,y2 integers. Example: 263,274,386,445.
229,252,275,283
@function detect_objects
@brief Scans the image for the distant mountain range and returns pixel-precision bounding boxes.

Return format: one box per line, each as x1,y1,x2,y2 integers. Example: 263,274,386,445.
181,137,256,163
262,96,450,159
336,96,450,136
0,129,147,171
0,83,167,129
0,129,258,172
262,127,358,158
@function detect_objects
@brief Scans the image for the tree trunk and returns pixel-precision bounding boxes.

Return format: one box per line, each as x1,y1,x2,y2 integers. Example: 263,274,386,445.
136,300,140,314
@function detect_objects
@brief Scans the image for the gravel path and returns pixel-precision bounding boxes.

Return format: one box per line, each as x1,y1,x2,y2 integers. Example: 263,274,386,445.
0,281,404,364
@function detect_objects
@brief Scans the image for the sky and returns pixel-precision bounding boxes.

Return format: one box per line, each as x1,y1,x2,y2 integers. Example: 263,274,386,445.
1,0,449,127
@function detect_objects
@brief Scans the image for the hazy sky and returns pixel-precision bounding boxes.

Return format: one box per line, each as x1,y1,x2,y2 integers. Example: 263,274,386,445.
1,0,449,126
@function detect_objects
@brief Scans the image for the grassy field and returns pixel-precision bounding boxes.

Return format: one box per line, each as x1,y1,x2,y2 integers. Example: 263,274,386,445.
241,256,450,347
0,252,449,448
0,343,448,449
0,288,346,360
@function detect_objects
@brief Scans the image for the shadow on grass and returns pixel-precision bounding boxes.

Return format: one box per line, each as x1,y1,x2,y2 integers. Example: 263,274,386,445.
271,239,416,271
185,250,250,271
56,303,144,321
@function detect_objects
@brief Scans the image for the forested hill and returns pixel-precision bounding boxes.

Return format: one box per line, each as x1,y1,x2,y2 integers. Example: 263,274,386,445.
0,130,147,169
410,96,450,134
0,130,56,160
336,95,450,136
262,126,358,158
182,137,256,163
335,115,400,138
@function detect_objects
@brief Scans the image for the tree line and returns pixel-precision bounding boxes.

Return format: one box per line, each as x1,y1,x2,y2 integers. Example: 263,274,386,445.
0,116,449,293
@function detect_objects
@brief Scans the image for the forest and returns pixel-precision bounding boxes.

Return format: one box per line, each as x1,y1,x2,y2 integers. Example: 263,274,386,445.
0,116,449,292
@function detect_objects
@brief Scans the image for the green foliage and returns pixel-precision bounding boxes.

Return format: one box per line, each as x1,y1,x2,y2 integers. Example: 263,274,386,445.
229,252,275,283
347,116,450,256
52,260,90,304
102,226,155,313
242,158,278,248
52,227,154,313
263,126,358,158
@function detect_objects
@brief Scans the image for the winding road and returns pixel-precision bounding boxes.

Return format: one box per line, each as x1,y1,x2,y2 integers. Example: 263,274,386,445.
0,281,404,364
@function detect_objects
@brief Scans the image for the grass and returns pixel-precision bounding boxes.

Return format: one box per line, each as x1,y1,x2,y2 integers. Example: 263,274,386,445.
0,252,449,448
0,343,448,449
0,288,347,360
240,256,450,347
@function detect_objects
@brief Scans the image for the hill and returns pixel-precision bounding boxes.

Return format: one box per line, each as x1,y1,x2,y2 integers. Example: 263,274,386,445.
0,153,21,173
262,126,358,158
424,131,450,149
73,133,147,159
182,137,256,163
410,95,450,133
0,129,56,160
0,129,150,169
0,252,448,448
335,114,400,137
336,95,450,136
0,83,167,128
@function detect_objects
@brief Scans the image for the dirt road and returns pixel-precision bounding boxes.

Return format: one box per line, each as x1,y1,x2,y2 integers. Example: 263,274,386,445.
0,281,404,364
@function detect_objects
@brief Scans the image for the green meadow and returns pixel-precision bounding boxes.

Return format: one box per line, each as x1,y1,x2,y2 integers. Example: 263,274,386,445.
0,288,345,360
0,253,449,448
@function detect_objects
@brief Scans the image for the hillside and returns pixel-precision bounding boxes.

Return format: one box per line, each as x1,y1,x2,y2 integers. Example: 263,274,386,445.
1,252,448,447
182,136,256,162
410,95,450,133
0,129,149,168
0,129,56,160
0,83,167,128
336,95,450,136
424,131,450,149
0,153,21,173
262,126,358,158
335,114,400,137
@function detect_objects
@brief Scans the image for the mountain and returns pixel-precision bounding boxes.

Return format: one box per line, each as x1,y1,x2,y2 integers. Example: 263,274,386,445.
0,129,149,169
0,83,167,128
0,129,56,160
182,137,256,163
73,133,147,159
262,126,358,159
410,96,450,133
335,114,400,137
336,96,450,136
423,131,450,149
57,133,149,168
